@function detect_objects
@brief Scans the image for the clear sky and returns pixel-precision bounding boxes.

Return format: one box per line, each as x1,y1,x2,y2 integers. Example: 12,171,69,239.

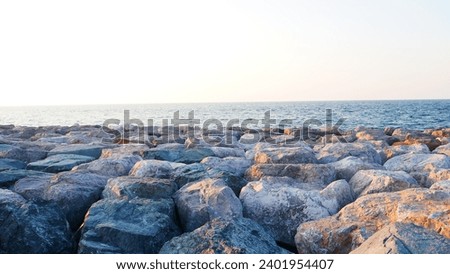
0,0,449,106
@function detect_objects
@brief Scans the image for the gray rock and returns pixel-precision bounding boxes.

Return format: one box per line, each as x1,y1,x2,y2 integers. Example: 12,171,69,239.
207,169,248,197
320,179,355,209
44,171,109,230
0,158,26,171
240,177,353,245
144,147,214,164
331,156,385,181
349,170,419,197
79,198,180,254
73,155,141,178
210,147,245,158
160,218,290,254
102,176,178,200
351,222,450,254
384,153,450,173
295,188,449,254
129,160,178,178
201,157,252,177
0,169,51,188
0,189,73,253
0,144,47,163
171,163,207,188
316,142,382,164
48,144,105,159
410,168,450,188
430,180,450,191
254,146,317,164
246,164,336,187
27,154,95,173
174,178,243,232
100,144,149,158
433,143,450,156
384,144,430,160
13,173,54,199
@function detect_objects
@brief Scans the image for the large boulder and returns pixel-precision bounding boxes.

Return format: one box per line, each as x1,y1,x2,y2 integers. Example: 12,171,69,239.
0,189,73,253
73,155,141,178
210,147,245,158
78,198,180,254
171,163,208,188
0,169,50,188
295,188,450,254
100,144,149,158
48,144,105,159
0,158,26,171
160,218,290,254
433,143,450,157
43,171,109,230
144,147,214,164
129,160,182,178
404,132,441,151
27,154,95,173
331,156,385,181
240,177,353,245
316,142,382,164
384,143,430,160
254,146,317,164
349,170,419,197
430,180,450,191
12,173,54,199
201,157,251,177
384,153,450,173
246,164,336,188
0,144,47,163
410,168,450,188
351,222,450,254
102,176,178,200
174,178,242,232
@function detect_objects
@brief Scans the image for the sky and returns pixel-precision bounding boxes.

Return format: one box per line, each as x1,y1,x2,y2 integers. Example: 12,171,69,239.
0,0,449,106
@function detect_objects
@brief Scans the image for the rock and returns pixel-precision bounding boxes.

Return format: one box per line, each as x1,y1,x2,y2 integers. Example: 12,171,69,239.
160,218,289,254
320,179,355,209
430,180,450,191
384,144,430,160
351,222,450,254
207,169,248,197
72,155,141,178
240,177,353,245
0,158,26,171
79,198,180,254
44,171,109,231
349,170,419,197
331,156,385,181
404,132,441,151
246,164,336,187
171,163,207,188
316,142,382,164
201,157,251,177
174,178,243,232
410,168,450,188
384,153,450,173
0,189,73,253
102,176,178,200
100,144,149,158
295,188,450,254
129,160,178,178
355,128,392,143
392,128,417,141
210,147,245,158
0,169,51,188
254,146,317,164
144,147,215,164
0,144,47,163
48,144,105,159
13,173,54,199
433,143,450,157
27,154,95,173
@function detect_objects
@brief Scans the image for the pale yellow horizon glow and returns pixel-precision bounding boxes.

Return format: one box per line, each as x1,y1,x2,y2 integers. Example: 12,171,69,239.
0,0,449,106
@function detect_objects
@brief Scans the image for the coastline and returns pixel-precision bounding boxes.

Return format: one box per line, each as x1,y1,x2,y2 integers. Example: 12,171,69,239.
0,124,449,254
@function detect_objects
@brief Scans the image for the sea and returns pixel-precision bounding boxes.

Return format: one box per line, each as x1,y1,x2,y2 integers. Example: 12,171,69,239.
0,100,449,130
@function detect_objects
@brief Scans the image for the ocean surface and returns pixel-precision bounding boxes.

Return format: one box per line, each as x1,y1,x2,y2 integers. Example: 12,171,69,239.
1,100,449,130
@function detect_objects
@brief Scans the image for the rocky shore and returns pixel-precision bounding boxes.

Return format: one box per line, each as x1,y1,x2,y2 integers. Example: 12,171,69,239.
0,124,449,254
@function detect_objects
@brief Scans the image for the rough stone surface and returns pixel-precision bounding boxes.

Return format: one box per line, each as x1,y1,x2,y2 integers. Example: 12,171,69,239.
79,198,180,254
240,177,353,245
102,176,178,200
0,158,27,171
331,156,385,181
129,160,178,178
384,144,430,160
144,147,214,164
160,218,290,254
0,169,50,188
174,178,243,232
433,143,450,157
384,153,450,173
316,142,382,164
0,189,73,253
430,180,450,190
73,155,141,177
210,147,245,158
254,146,318,164
48,144,105,159
349,169,419,197
295,188,450,254
201,157,252,177
351,222,450,254
27,154,95,173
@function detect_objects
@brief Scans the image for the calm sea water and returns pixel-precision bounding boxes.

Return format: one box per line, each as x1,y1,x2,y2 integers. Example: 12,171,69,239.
0,100,449,130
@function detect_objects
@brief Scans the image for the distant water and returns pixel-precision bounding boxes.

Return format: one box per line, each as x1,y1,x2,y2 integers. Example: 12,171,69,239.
0,100,449,130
